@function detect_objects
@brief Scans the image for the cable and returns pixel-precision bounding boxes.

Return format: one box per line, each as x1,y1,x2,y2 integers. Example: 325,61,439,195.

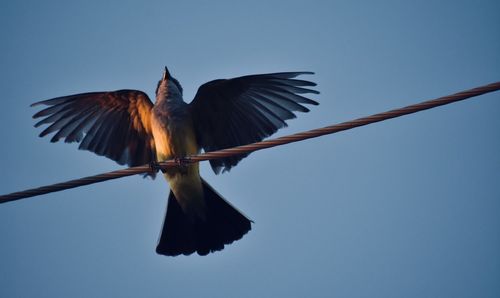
1,81,499,204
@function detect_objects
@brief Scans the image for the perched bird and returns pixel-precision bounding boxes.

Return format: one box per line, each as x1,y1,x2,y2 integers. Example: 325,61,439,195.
31,67,319,256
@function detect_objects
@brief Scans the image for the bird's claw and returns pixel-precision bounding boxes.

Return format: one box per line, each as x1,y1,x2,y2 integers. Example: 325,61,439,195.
174,157,190,174
174,157,190,166
149,161,165,173
150,158,190,175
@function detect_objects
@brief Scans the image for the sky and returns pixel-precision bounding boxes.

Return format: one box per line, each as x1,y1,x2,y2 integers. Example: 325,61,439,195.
0,1,499,297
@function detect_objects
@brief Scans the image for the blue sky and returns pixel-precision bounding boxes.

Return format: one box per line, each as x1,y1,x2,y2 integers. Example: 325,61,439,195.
1,1,499,297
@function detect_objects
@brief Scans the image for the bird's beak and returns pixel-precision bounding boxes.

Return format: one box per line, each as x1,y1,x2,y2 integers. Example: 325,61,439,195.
162,66,170,81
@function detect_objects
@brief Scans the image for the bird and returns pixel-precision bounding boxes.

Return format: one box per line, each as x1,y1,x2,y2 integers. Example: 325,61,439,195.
31,67,319,256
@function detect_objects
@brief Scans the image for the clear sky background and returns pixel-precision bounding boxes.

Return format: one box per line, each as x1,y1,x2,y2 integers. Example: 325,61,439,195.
0,1,499,297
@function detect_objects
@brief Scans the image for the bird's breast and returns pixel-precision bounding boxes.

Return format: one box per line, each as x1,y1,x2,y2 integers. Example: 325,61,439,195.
151,109,199,161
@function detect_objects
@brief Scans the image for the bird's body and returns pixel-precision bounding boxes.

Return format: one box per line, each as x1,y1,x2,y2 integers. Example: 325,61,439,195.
31,67,319,256
151,84,205,219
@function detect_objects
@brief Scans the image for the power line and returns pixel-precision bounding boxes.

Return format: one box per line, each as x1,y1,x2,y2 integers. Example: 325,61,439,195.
1,81,499,204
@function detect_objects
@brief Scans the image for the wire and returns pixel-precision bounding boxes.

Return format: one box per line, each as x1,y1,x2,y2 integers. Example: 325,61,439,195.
1,81,499,204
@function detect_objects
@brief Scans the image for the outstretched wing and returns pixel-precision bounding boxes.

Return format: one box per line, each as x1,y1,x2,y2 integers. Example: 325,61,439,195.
32,89,156,168
189,72,319,174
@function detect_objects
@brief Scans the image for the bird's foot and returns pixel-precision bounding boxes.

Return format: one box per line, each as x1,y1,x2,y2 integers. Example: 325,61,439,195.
174,157,190,175
149,161,165,174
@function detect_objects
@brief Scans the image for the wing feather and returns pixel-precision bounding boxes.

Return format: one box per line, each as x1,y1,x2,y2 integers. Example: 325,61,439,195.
32,90,156,168
190,72,319,173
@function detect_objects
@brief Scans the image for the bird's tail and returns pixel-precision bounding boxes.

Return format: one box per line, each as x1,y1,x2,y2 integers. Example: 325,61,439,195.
156,179,252,256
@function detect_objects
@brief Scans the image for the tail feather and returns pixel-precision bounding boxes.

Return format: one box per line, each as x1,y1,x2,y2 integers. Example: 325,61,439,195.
156,179,252,256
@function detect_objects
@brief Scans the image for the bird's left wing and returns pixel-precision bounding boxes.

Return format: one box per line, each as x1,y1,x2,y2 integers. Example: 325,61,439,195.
189,72,319,174
31,90,157,168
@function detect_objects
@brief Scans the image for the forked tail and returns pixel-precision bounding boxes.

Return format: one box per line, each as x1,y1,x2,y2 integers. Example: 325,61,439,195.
156,179,252,256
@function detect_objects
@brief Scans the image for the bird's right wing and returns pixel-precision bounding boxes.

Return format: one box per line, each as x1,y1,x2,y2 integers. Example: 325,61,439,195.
189,72,319,174
31,90,157,168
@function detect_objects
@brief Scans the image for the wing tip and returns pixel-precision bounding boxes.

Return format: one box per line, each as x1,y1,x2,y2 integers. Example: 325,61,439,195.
284,71,315,77
286,71,315,76
30,97,57,107
38,130,49,138
32,110,47,119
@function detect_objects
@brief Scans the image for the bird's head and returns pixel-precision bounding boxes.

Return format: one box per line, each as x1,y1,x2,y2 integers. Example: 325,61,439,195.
156,66,183,100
